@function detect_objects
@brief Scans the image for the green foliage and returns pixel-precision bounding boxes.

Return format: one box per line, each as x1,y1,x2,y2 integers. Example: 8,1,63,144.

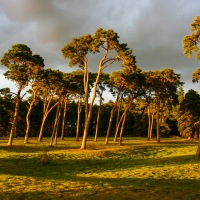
183,16,200,60
1,44,44,87
193,68,200,82
178,90,200,138
180,89,200,117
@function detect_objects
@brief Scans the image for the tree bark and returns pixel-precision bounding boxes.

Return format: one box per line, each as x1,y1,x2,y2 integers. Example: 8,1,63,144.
115,99,122,140
53,102,62,145
114,111,126,142
76,99,82,142
147,104,155,141
81,65,103,150
24,89,37,144
156,99,161,143
119,111,128,145
119,95,133,145
61,100,67,140
105,91,120,144
8,86,22,146
38,100,59,142
94,96,102,142
147,104,151,141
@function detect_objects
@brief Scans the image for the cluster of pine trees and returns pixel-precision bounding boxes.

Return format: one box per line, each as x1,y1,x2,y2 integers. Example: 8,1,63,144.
0,16,199,152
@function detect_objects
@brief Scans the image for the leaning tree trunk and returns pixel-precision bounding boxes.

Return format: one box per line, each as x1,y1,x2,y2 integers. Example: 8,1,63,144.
81,65,102,150
38,114,48,142
8,86,22,146
24,92,37,143
118,95,133,145
61,100,67,140
76,99,82,142
24,102,33,144
114,111,125,142
50,103,61,146
38,101,59,142
147,104,155,141
53,102,62,145
81,68,89,150
105,91,120,144
156,99,161,143
115,99,122,141
119,111,128,145
94,95,102,142
147,104,151,141
149,110,155,141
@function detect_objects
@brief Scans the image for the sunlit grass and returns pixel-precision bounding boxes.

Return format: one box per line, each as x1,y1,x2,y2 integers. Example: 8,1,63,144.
0,137,200,199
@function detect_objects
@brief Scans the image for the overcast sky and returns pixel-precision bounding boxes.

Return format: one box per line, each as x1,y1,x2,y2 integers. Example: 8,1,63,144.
0,0,199,98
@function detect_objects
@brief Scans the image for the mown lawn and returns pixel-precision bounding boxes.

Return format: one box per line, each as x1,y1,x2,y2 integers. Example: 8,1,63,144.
0,137,200,200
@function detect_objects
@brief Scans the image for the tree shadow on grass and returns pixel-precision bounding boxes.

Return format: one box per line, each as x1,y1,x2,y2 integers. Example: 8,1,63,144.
0,152,199,178
0,143,81,153
1,151,200,199
1,177,200,200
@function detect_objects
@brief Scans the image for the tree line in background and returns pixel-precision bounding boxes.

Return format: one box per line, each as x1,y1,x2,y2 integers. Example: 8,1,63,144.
0,16,199,153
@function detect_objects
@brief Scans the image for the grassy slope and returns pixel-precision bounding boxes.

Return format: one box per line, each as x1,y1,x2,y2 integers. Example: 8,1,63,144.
0,137,200,200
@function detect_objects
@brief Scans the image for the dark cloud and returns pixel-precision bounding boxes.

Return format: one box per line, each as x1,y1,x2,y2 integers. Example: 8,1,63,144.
0,0,199,95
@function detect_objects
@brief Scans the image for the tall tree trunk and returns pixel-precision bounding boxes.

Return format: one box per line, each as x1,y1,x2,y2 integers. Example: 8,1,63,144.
81,65,103,150
38,101,59,142
105,91,120,144
119,111,128,145
156,99,161,143
61,100,67,140
50,103,60,146
147,104,155,141
8,86,22,146
118,95,133,145
38,114,47,142
24,101,34,143
149,110,155,140
115,100,122,138
94,96,102,142
76,99,82,142
24,90,37,144
53,102,62,145
147,104,151,141
81,67,89,150
114,111,126,142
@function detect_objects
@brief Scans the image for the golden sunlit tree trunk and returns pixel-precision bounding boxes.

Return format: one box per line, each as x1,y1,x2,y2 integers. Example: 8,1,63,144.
53,102,62,145
114,100,122,142
156,99,161,143
76,98,82,142
119,95,134,145
105,91,120,144
114,111,126,142
38,99,59,142
61,100,67,140
147,104,155,141
94,99,101,142
50,104,60,146
7,85,22,146
81,64,103,150
156,99,164,143
24,88,37,144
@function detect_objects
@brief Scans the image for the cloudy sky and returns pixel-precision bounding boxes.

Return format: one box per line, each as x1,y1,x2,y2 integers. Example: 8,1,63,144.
0,0,199,97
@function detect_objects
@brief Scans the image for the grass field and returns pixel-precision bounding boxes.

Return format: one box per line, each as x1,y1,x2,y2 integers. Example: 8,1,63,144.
0,137,200,200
